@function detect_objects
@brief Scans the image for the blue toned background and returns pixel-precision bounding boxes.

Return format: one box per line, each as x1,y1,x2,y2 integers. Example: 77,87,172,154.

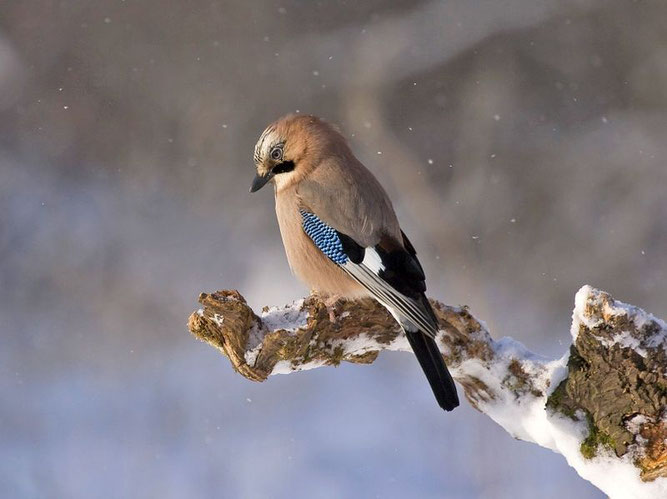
2,1,666,497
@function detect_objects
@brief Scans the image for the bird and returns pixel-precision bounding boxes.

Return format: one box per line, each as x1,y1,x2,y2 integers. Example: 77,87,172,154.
249,114,459,412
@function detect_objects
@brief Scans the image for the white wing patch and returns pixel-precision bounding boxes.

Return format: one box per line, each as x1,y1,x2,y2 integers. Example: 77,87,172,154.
361,247,385,274
297,210,437,339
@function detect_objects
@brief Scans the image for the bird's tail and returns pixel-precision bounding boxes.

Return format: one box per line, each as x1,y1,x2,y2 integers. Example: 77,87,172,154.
400,295,459,412
404,329,459,411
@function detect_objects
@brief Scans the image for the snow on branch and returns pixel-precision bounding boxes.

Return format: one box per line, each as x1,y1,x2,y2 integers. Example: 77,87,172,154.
188,286,666,498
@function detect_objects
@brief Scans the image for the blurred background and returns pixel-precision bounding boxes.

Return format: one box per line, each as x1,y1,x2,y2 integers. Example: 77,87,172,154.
1,1,665,497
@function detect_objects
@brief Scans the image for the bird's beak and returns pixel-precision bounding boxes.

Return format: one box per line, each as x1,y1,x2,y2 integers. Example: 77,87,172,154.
249,171,274,193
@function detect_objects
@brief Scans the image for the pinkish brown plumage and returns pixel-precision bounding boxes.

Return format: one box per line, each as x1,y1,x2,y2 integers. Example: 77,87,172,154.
253,114,400,297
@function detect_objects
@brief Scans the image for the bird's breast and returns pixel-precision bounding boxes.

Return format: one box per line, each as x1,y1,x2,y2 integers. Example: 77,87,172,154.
274,190,366,299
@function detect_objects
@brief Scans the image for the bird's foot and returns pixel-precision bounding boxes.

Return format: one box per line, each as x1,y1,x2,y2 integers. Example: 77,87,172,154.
326,301,339,323
310,291,345,323
311,292,342,323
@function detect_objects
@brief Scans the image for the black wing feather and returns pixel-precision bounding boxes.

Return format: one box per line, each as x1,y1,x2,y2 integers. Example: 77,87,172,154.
372,231,427,298
302,216,459,412
375,246,426,298
336,231,364,264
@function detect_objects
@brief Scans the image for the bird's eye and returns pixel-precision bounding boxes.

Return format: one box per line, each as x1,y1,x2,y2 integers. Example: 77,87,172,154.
270,146,283,161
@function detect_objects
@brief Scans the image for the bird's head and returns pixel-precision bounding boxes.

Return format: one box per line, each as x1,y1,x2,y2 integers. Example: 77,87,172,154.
250,114,346,193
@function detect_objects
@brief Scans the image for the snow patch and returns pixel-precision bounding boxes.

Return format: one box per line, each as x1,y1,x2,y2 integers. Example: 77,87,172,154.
573,285,667,359
272,359,326,375
625,414,650,435
571,285,598,339
595,330,648,357
245,300,309,367
260,299,308,332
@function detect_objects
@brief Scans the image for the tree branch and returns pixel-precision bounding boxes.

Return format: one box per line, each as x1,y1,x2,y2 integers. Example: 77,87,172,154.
188,286,666,498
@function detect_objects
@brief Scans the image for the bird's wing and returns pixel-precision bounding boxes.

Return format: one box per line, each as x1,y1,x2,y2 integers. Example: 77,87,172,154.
299,207,460,411
299,209,438,338
295,158,401,248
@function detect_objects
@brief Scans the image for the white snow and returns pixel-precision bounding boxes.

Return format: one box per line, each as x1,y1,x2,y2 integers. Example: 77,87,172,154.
571,285,600,337
271,359,327,375
572,285,667,358
645,316,667,354
625,414,650,435
243,327,262,367
602,330,647,357
245,300,309,367
259,299,308,332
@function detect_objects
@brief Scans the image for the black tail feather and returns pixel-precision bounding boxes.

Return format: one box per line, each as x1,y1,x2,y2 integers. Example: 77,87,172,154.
404,330,459,412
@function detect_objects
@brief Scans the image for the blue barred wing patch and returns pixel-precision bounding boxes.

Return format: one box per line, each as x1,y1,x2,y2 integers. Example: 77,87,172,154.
299,210,348,264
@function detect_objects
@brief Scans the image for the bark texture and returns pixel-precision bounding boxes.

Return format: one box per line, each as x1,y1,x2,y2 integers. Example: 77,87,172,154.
188,286,666,494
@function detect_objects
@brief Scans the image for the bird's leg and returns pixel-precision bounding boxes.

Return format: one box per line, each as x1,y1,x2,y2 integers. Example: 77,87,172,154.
324,294,344,323
311,290,343,323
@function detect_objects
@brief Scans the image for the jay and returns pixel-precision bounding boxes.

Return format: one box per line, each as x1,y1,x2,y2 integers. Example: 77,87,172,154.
250,114,459,412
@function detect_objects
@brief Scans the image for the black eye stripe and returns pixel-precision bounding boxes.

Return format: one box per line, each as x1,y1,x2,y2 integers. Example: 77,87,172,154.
272,160,295,174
